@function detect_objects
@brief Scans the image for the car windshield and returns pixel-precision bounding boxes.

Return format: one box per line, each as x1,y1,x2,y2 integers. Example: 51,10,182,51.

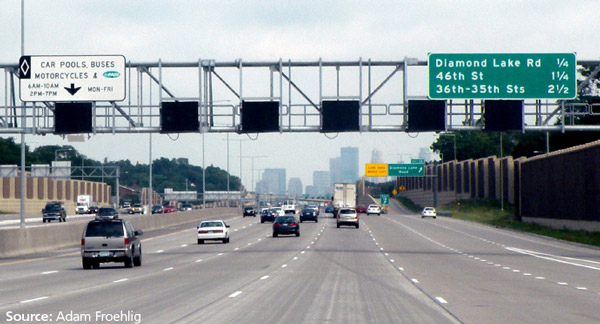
276,216,295,223
340,209,356,214
97,208,115,216
45,204,62,211
424,208,434,211
302,209,313,213
85,222,123,237
200,222,223,228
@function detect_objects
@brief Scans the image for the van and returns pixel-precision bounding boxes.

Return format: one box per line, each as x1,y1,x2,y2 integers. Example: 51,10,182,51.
81,219,143,269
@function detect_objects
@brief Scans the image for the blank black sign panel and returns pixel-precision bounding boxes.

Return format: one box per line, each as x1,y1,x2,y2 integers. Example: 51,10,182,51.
54,102,93,134
484,100,523,131
240,101,280,133
407,100,446,132
160,101,200,133
321,100,360,133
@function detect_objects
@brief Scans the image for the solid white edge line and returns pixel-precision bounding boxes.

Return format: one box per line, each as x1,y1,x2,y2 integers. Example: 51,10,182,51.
20,296,48,303
113,278,129,283
436,297,448,304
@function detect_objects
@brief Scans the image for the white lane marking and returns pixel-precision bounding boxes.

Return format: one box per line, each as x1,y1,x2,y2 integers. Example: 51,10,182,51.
195,259,203,263
260,275,269,280
113,278,129,283
506,247,600,271
293,257,298,260
282,264,288,268
557,282,568,286
512,270,520,273
218,253,224,256
163,267,174,271
523,273,532,276
576,287,588,290
398,267,404,271
503,267,511,270
436,297,448,304
20,296,48,303
235,229,239,232
156,250,164,253
535,276,545,280
384,253,389,256
42,270,58,275
229,291,242,298
301,251,305,254
181,244,188,247
390,259,395,263
411,278,419,283
234,248,240,251
247,243,252,246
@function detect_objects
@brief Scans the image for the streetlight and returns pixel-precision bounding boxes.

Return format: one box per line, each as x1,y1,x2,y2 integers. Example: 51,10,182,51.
241,155,267,193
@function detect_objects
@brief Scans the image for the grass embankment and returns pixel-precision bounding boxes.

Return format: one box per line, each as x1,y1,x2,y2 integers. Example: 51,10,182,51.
395,197,600,248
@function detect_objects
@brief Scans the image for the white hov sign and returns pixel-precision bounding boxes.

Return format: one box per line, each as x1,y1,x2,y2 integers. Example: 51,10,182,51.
19,55,126,102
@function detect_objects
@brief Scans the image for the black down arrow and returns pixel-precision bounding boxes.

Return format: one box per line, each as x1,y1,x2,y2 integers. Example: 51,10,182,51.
64,83,81,95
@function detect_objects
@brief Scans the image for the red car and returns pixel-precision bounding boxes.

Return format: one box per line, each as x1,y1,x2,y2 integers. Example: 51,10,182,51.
355,205,367,213
163,205,176,213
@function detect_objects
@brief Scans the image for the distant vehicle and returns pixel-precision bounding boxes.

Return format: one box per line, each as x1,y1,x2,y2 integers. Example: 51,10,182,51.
367,204,381,216
163,205,176,213
243,206,256,217
325,205,334,213
180,203,193,211
42,201,66,223
307,204,320,215
197,220,230,244
272,206,285,217
261,208,278,223
88,205,99,214
129,203,143,214
282,200,296,214
96,207,119,220
332,183,356,217
421,207,437,219
122,201,131,209
355,205,367,213
337,208,359,228
76,195,95,214
300,208,318,223
273,215,300,237
81,218,143,269
151,205,164,214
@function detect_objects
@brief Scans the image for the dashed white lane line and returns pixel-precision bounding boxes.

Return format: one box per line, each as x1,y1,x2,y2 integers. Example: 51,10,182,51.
557,282,568,286
163,267,174,271
21,296,48,303
41,270,58,275
113,278,129,283
217,253,224,256
260,275,269,280
411,278,419,283
282,264,288,268
576,287,588,290
436,297,448,304
156,250,164,253
195,259,203,263
181,244,188,247
229,291,242,298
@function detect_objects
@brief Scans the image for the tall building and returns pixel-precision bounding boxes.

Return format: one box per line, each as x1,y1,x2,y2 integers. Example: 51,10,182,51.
370,148,386,184
313,171,331,197
329,157,341,186
261,168,286,195
340,146,359,183
288,178,303,197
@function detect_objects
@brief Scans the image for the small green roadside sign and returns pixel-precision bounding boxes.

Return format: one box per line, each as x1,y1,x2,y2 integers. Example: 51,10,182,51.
380,194,389,205
411,159,425,164
388,163,425,177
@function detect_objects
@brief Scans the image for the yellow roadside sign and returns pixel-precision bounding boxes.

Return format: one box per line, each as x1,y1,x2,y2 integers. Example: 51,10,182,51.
365,163,388,177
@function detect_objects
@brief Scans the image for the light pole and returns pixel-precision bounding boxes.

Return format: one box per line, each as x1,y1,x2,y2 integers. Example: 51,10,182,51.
230,139,247,208
241,155,267,193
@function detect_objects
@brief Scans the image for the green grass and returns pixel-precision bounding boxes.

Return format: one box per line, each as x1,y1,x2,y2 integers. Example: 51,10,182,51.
395,197,600,248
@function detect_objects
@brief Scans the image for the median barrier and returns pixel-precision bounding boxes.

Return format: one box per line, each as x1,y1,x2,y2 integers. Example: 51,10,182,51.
0,207,238,258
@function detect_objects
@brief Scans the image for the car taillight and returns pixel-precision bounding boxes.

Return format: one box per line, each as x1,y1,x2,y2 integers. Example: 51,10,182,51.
81,239,85,246
214,230,223,233
290,222,297,226
198,230,208,234
274,223,280,227
124,238,130,245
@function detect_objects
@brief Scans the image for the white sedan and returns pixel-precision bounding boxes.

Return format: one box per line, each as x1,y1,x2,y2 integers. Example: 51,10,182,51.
197,220,230,244
421,207,437,219
366,204,381,216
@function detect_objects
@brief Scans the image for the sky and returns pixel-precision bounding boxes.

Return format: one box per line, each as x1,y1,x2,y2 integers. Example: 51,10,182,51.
0,1,598,191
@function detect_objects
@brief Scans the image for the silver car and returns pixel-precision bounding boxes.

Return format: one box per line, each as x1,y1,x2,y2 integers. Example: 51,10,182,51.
421,207,437,219
81,218,143,269
337,208,359,228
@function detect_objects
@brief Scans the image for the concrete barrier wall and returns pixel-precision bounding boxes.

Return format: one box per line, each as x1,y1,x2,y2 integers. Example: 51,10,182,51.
0,207,238,258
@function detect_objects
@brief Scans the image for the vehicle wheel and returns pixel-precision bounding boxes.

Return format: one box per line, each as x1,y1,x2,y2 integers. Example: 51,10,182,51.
316,219,318,223
433,216,437,219
261,220,264,223
421,216,425,218
378,214,380,216
273,233,278,237
63,217,67,222
356,223,360,229
198,239,204,244
337,223,340,228
226,237,230,243
92,261,100,269
82,258,92,269
295,232,300,237
124,253,134,268
222,238,227,243
134,248,142,266
42,219,46,223
300,219,303,223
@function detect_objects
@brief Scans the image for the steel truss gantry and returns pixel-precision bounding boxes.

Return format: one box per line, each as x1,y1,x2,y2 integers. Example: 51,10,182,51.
1,58,600,135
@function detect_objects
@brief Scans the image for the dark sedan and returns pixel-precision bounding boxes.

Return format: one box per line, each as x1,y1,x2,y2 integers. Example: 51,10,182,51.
299,208,318,223
261,208,277,223
151,205,163,214
273,215,300,237
243,206,256,217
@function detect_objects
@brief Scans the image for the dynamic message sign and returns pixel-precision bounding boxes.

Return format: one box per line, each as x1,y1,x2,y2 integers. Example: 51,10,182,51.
365,164,388,177
428,53,576,99
19,55,126,102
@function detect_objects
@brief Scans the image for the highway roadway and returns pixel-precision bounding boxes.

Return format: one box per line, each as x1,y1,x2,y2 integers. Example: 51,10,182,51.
1,201,599,323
